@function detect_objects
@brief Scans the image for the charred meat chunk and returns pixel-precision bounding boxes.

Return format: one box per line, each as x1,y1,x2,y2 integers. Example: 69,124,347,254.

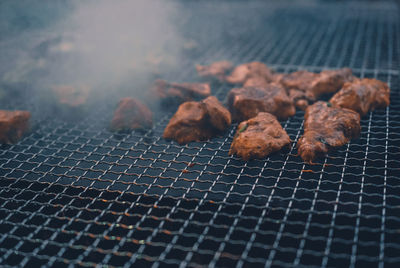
280,68,353,109
196,61,233,81
330,78,390,117
229,112,291,161
150,79,211,105
227,84,295,122
0,110,31,144
163,96,231,144
110,98,153,131
297,101,361,163
225,62,274,84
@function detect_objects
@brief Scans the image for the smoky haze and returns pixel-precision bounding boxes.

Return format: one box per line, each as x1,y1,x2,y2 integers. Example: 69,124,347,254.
0,0,184,108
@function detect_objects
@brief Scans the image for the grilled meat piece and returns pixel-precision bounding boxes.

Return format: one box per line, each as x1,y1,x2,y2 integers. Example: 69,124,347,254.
0,110,31,144
244,73,286,87
288,89,316,111
163,96,231,144
243,76,270,87
281,70,317,91
51,85,91,108
280,68,354,109
310,68,354,97
227,84,295,122
110,98,153,131
150,79,211,105
196,61,233,81
297,101,361,163
225,62,274,84
229,112,291,161
330,78,390,117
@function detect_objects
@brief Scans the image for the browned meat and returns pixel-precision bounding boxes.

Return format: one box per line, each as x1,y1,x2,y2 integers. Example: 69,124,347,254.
297,101,361,163
330,78,390,117
163,96,231,144
150,79,211,105
225,62,274,84
196,61,233,81
229,112,291,161
243,76,270,87
51,85,91,108
288,89,316,111
311,68,354,97
0,110,31,144
227,84,295,122
110,98,153,131
280,70,317,91
280,68,354,109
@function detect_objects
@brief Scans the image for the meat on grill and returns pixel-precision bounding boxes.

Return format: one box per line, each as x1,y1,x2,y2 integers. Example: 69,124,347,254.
288,89,316,111
227,84,295,122
229,112,291,161
330,78,390,117
0,110,31,144
243,72,285,88
196,61,233,81
297,101,361,163
110,98,153,131
225,62,274,84
150,79,211,105
51,85,91,108
280,68,354,109
163,96,231,144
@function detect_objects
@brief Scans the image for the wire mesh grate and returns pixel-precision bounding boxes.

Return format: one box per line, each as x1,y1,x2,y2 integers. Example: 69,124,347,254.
1,1,400,267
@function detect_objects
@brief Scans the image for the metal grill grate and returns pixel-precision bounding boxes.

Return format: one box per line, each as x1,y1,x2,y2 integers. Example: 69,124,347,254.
1,1,400,267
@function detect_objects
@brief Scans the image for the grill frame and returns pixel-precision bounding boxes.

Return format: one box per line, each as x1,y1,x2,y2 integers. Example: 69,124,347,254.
1,1,400,267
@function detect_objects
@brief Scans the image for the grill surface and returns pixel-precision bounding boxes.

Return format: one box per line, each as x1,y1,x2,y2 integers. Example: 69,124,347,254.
1,1,400,267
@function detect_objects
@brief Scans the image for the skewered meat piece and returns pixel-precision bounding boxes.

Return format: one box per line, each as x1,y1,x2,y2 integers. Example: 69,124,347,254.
229,112,291,161
196,61,233,81
225,62,274,84
280,68,354,109
51,85,91,108
330,78,390,117
110,98,153,132
0,110,31,144
163,96,231,144
150,79,211,105
297,101,361,163
227,84,295,122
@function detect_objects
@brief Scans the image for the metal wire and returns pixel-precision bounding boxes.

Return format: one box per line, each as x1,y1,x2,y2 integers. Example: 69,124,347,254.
1,1,400,267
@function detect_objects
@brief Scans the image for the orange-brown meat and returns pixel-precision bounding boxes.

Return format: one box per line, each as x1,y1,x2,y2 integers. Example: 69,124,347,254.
330,78,390,117
110,98,153,131
229,112,291,161
297,101,361,163
163,96,231,144
150,79,211,105
280,68,354,109
196,61,233,81
225,62,274,84
0,110,31,144
51,85,91,108
227,84,295,122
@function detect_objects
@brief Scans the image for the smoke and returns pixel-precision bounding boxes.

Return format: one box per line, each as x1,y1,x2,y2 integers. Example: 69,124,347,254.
0,0,184,105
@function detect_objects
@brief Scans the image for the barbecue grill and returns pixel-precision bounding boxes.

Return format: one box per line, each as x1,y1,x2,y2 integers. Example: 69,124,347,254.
1,1,400,267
